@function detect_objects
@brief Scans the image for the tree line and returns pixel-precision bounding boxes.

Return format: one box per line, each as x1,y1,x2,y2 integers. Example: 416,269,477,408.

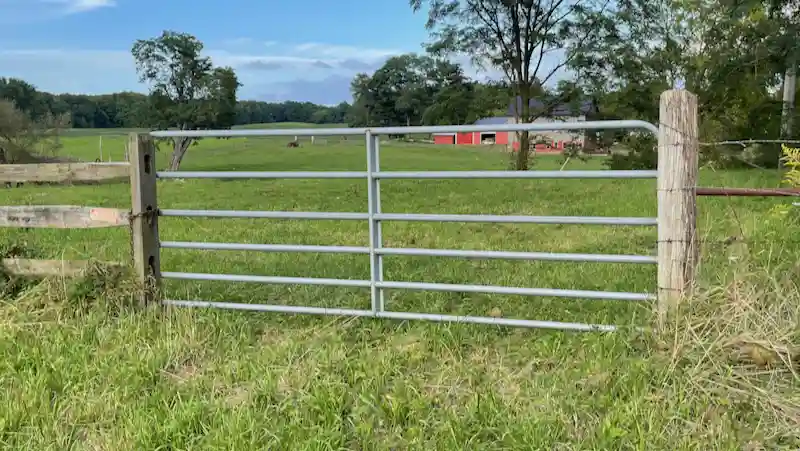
0,77,351,130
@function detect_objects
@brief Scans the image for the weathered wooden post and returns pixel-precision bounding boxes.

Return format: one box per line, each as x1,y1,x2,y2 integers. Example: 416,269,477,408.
128,133,160,304
657,89,699,318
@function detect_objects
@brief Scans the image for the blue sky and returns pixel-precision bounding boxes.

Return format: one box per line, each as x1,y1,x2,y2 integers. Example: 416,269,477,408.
0,0,555,104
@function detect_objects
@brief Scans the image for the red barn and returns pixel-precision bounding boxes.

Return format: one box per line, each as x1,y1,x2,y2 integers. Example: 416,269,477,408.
433,117,511,146
432,99,600,153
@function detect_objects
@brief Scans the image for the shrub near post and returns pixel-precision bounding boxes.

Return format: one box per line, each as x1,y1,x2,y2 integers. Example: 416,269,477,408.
657,89,699,317
128,133,161,304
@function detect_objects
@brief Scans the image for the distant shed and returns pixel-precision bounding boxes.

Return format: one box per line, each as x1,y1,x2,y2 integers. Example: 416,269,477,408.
432,98,600,152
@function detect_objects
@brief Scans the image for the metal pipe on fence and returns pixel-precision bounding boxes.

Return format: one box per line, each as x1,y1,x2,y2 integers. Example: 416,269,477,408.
158,210,657,226
373,213,658,226
375,281,654,301
159,210,370,220
159,240,656,263
162,271,372,288
149,119,660,138
162,299,618,332
155,169,657,180
696,187,800,197
157,171,368,179
375,247,657,264
161,270,653,302
160,241,370,254
366,131,385,313
374,170,657,179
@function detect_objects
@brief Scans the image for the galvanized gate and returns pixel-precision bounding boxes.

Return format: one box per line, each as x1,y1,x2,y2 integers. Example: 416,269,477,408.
150,120,661,332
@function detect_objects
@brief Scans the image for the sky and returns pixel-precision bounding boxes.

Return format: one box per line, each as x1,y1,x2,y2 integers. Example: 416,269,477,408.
0,0,561,105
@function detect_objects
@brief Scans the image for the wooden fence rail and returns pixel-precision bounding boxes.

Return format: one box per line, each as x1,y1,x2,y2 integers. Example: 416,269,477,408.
1,161,133,279
0,162,130,184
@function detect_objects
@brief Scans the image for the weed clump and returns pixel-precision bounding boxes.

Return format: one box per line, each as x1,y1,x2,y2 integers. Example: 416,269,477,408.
657,269,800,447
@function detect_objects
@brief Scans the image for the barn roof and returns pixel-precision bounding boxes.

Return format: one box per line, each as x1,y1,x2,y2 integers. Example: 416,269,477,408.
507,98,598,117
474,116,511,125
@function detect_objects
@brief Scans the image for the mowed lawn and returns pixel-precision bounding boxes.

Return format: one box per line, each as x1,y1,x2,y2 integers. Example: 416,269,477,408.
1,134,799,449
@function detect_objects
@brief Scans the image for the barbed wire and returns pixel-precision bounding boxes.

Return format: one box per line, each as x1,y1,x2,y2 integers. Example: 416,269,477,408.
700,139,800,147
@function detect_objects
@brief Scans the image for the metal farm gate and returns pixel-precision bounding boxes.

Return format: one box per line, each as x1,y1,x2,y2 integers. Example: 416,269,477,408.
144,110,695,332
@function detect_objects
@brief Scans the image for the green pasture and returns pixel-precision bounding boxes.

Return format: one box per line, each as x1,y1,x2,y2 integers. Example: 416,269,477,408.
1,134,798,449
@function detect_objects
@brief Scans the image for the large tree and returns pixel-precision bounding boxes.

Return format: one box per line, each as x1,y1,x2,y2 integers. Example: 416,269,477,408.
132,31,241,170
410,0,613,170
349,54,506,128
570,0,797,168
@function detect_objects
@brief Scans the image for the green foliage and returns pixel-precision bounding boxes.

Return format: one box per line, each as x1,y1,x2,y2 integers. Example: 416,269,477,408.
131,30,244,169
605,135,658,170
570,0,799,169
132,31,239,131
0,99,70,164
782,144,800,187
348,54,506,128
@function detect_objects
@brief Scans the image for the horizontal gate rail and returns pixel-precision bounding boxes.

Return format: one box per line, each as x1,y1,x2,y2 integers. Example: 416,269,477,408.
375,281,654,301
375,247,656,263
373,213,657,226
162,300,618,332
373,170,657,179
162,271,653,301
160,210,657,226
150,119,660,137
160,209,370,220
161,240,656,264
158,171,368,179
161,241,371,254
155,170,658,180
162,271,371,288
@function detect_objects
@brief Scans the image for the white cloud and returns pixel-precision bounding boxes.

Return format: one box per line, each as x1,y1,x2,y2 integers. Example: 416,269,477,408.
291,42,401,60
43,0,116,13
0,0,114,23
0,48,136,94
221,37,255,47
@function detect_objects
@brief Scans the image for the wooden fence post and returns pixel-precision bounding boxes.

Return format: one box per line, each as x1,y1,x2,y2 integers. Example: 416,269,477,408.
657,89,699,317
128,133,160,304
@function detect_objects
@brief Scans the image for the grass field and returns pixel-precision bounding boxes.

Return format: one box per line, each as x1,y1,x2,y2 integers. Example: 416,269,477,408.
1,133,799,449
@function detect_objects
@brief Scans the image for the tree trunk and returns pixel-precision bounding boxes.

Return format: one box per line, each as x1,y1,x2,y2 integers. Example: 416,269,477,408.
780,52,797,140
168,137,193,171
513,83,533,171
516,131,530,170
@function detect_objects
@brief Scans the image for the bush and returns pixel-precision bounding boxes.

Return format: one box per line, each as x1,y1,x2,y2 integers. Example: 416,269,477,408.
0,99,70,164
605,134,657,170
